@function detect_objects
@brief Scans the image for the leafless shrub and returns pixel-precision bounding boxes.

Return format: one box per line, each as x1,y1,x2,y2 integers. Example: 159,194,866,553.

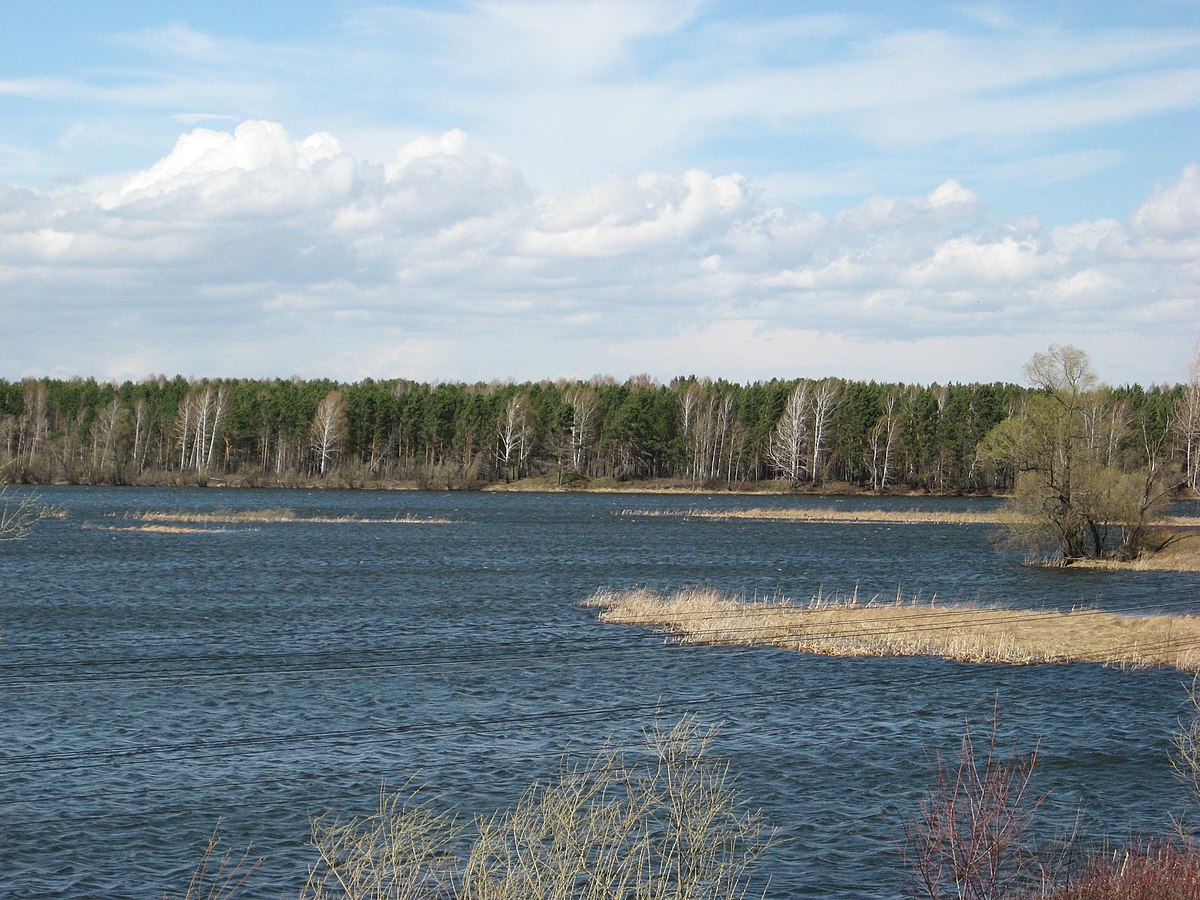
166,825,261,900
301,718,770,900
1041,841,1200,899
302,782,462,899
902,709,1050,900
0,485,60,541
1172,674,1200,838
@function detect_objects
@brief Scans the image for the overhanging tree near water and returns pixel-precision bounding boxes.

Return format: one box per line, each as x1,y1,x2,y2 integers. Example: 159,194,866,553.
980,345,1180,562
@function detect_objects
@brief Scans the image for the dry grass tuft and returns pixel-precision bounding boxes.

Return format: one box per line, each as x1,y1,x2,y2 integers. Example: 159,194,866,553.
1064,533,1200,573
583,586,1200,671
298,718,770,900
622,506,1016,525
87,524,234,535
116,508,454,526
1043,842,1200,899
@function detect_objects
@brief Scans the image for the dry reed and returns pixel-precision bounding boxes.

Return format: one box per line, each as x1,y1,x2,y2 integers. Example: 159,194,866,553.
583,586,1200,671
622,506,1013,525
622,506,1200,529
116,508,454,525
87,524,234,535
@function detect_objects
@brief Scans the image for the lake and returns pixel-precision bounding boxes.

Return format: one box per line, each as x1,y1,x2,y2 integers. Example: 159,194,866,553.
0,487,1193,897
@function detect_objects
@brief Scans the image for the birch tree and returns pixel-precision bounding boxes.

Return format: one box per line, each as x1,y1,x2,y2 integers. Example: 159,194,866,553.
768,381,810,486
808,378,841,484
90,397,127,477
564,386,600,476
867,389,901,493
680,382,734,485
130,397,149,473
174,384,229,474
18,381,49,471
496,394,534,482
311,389,347,476
1177,348,1200,493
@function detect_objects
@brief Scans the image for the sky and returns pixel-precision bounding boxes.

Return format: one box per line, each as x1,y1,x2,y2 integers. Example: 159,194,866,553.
1,1,1197,387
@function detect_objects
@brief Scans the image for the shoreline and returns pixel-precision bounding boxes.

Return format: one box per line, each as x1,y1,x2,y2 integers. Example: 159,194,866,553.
7,470,1012,498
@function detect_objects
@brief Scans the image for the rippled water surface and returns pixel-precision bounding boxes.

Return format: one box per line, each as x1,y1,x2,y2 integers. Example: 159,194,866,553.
0,487,1195,898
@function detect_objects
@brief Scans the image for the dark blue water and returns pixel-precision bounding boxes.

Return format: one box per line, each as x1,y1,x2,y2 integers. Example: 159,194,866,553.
0,487,1194,898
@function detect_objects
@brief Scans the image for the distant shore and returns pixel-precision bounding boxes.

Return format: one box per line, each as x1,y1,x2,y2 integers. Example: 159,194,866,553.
18,470,1002,497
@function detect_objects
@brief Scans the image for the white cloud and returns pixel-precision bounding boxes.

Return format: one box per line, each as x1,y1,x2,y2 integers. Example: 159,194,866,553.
105,120,348,209
520,170,750,258
1132,163,1200,239
0,120,1196,384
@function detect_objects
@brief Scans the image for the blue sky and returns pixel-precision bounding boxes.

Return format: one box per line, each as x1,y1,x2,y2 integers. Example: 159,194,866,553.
2,1,1197,385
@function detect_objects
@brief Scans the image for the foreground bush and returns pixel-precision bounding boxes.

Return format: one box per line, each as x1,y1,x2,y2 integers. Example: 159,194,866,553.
901,710,1051,900
1044,842,1200,899
298,717,770,900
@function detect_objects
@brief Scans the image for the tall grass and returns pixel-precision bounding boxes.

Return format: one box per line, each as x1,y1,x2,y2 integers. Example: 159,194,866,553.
118,509,455,525
583,586,1200,671
298,717,770,900
623,506,1200,530
902,710,1050,900
1042,842,1200,899
0,485,64,540
621,506,1008,525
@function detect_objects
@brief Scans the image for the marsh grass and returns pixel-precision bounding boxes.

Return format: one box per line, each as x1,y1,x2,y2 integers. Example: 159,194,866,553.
297,718,770,900
116,508,455,526
1043,842,1200,899
0,485,65,540
88,524,235,535
583,587,1200,671
167,826,262,900
1061,533,1200,573
622,506,1016,525
621,508,1200,572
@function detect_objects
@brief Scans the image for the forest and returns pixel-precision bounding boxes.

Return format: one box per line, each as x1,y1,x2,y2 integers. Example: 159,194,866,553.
0,369,1193,495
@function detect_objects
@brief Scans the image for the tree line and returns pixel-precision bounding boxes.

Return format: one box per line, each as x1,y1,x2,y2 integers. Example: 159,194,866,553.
0,367,1194,496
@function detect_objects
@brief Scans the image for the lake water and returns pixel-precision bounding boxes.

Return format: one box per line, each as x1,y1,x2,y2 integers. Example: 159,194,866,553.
0,487,1195,898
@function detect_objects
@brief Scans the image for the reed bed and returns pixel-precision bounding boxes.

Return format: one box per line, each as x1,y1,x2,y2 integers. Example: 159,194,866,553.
89,524,233,535
622,506,1200,528
1065,533,1200,573
583,586,1200,671
622,506,1012,525
115,508,455,525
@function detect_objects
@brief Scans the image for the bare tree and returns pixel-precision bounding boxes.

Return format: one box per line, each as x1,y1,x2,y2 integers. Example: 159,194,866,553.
496,394,534,482
0,484,56,541
301,718,770,900
18,381,49,471
130,397,149,473
903,710,1048,900
90,397,127,478
1177,347,1200,494
768,381,810,486
311,390,348,476
808,378,841,484
867,389,901,493
174,385,230,475
564,386,600,476
679,382,735,486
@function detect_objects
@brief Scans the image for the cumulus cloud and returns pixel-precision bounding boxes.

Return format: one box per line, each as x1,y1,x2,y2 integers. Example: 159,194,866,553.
103,120,353,215
1132,162,1200,239
521,170,750,258
0,120,1196,384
